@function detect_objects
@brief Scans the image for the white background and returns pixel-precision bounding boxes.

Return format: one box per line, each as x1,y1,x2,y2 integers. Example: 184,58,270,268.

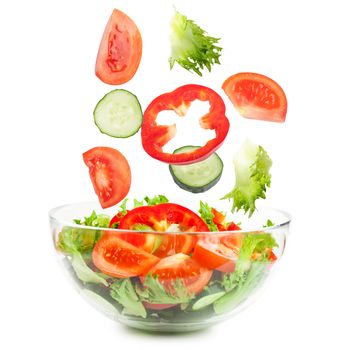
1,0,339,348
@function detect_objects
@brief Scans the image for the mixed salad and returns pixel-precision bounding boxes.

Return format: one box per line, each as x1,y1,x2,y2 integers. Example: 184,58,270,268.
56,196,278,322
55,4,288,328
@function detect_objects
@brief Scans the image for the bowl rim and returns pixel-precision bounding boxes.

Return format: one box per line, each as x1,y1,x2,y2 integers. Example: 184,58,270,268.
49,201,292,235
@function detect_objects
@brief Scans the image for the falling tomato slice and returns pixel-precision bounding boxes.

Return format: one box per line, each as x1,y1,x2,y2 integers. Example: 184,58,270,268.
95,9,142,85
222,72,287,123
83,147,131,209
92,234,159,278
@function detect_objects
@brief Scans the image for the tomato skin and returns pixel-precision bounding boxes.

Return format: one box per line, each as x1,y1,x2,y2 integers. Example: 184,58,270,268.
142,84,229,165
142,253,212,295
222,72,287,123
119,203,207,257
92,234,159,278
95,9,142,85
142,302,177,310
192,240,238,273
83,147,131,209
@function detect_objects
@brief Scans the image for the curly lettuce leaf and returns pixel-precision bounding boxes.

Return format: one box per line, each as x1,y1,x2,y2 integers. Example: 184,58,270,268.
222,140,272,217
136,275,194,305
214,233,278,313
198,201,218,231
110,279,147,318
143,195,169,206
71,252,108,286
57,211,109,253
169,10,222,76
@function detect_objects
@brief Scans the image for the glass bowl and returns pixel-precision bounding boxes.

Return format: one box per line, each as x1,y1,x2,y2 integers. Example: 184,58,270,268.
49,201,290,333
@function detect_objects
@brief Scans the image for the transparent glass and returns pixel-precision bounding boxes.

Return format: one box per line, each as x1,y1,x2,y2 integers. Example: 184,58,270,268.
49,202,291,333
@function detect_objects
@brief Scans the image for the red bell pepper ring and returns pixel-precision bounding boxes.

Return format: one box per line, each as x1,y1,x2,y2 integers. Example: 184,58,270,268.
141,84,230,165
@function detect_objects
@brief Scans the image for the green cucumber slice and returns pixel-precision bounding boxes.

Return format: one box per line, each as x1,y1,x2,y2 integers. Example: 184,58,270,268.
94,89,143,138
169,146,223,193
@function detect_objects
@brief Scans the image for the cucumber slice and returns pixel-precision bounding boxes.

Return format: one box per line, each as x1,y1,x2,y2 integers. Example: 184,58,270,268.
169,146,223,193
94,89,143,138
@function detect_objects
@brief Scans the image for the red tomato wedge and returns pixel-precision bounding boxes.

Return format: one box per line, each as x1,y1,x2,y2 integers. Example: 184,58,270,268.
142,253,212,295
83,147,131,209
118,203,208,257
222,72,287,123
92,234,159,278
95,9,142,85
212,208,241,232
141,84,230,165
192,240,239,273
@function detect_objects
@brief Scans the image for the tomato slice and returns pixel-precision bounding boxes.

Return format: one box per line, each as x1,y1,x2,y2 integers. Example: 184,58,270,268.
92,234,159,278
95,9,142,85
118,203,207,257
142,302,177,311
222,72,287,123
142,253,212,295
141,84,230,165
192,240,239,273
83,147,131,209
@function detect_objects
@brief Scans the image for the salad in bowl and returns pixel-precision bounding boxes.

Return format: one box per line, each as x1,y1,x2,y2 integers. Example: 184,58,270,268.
50,198,290,332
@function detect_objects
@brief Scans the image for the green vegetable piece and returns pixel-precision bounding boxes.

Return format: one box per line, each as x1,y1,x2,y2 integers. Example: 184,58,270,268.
133,198,145,208
94,89,143,139
214,262,268,314
192,292,225,311
198,201,218,231
144,195,169,206
110,279,147,318
57,227,99,254
215,233,278,314
118,199,129,216
132,224,154,231
71,252,108,286
169,10,222,76
57,210,109,253
263,219,275,228
221,140,272,217
137,275,194,305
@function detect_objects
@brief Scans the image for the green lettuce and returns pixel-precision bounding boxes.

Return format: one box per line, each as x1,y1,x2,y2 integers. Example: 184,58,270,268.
169,10,222,76
222,140,272,217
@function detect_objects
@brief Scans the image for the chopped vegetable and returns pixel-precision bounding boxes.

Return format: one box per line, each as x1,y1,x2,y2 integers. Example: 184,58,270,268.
221,140,272,217
92,235,160,278
83,147,131,209
143,195,169,206
94,89,143,138
118,203,207,256
137,275,194,305
141,84,229,165
57,211,109,253
95,9,142,85
110,278,147,318
142,253,212,295
263,219,275,228
169,10,222,76
198,201,218,232
222,72,287,123
169,146,223,193
72,252,108,286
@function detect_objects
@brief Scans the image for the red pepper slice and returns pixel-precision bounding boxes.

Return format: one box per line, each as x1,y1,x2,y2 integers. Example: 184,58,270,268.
118,203,208,257
141,85,230,165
